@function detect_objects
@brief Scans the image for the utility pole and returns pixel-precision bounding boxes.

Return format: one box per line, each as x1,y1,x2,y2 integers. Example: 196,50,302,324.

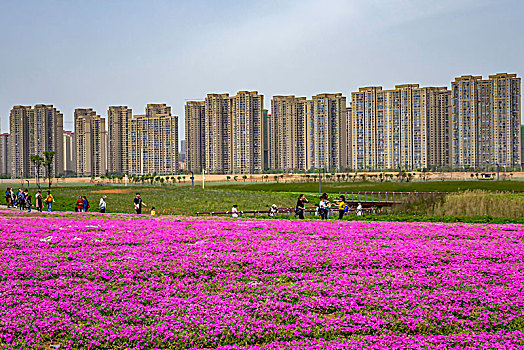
318,168,322,195
202,169,205,189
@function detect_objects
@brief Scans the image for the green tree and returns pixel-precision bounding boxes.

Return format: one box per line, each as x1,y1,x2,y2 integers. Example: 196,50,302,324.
30,155,44,189
242,174,247,182
43,151,56,189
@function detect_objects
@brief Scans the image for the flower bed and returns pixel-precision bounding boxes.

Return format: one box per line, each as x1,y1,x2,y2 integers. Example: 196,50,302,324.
1,215,523,349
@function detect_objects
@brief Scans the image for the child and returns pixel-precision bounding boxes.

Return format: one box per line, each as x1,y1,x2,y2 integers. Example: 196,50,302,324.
151,207,156,216
337,195,346,220
231,204,239,218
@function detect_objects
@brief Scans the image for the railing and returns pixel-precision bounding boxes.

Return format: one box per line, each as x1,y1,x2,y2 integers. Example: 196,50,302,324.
338,191,447,203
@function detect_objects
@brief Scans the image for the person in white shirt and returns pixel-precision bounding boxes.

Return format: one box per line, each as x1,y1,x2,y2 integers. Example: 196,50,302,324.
357,202,363,216
99,196,107,213
269,204,278,217
319,196,330,220
231,204,239,218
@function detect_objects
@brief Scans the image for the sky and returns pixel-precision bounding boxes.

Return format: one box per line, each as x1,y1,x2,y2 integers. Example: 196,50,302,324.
0,0,523,136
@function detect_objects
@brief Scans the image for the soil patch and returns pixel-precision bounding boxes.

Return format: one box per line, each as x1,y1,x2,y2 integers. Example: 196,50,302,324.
92,189,135,194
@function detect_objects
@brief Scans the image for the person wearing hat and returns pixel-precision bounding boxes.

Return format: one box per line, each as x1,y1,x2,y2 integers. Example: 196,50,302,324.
268,204,278,217
99,195,107,213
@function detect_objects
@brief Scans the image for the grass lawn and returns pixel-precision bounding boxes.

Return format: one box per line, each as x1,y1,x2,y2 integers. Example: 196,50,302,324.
39,185,298,216
210,180,524,193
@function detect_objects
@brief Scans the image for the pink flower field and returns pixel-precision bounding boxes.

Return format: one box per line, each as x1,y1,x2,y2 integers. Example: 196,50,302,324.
1,214,524,349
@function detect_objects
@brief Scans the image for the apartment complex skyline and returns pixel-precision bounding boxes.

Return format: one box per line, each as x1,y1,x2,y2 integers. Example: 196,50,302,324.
3,72,521,178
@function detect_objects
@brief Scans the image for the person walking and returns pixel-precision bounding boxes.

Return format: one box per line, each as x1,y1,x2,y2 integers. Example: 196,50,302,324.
17,189,25,211
5,188,11,207
337,195,347,220
35,191,44,212
295,194,308,219
83,196,90,212
24,190,32,212
99,196,107,213
76,196,84,212
10,188,15,208
134,193,146,214
45,191,54,212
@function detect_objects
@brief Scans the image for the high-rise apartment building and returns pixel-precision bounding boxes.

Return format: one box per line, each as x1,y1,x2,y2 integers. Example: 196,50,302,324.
74,108,107,177
231,91,263,174
346,107,352,170
9,105,64,178
9,106,33,178
31,104,64,177
451,73,521,168
108,106,132,174
205,94,232,173
262,109,269,170
270,96,307,171
521,125,524,167
306,93,347,170
63,131,76,174
185,91,263,174
351,85,450,170
129,104,179,175
185,101,206,172
0,133,9,176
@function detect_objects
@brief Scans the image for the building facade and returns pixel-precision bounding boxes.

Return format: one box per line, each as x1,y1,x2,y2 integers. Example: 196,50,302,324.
31,104,64,177
185,101,206,172
9,106,32,178
451,73,521,168
0,133,9,176
231,91,263,174
351,85,450,170
185,91,263,174
74,108,107,177
63,131,76,174
108,106,132,174
205,94,232,173
129,104,179,175
306,93,347,171
270,96,307,171
9,105,64,178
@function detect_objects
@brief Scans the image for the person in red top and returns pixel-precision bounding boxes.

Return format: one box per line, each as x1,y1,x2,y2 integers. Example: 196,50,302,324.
76,196,84,212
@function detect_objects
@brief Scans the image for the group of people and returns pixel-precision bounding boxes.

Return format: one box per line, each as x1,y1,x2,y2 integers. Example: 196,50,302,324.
4,188,54,212
134,192,155,215
229,194,364,220
295,193,363,220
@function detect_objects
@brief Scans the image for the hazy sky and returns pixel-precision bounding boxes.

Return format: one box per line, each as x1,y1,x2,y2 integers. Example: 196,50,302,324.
1,0,523,136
